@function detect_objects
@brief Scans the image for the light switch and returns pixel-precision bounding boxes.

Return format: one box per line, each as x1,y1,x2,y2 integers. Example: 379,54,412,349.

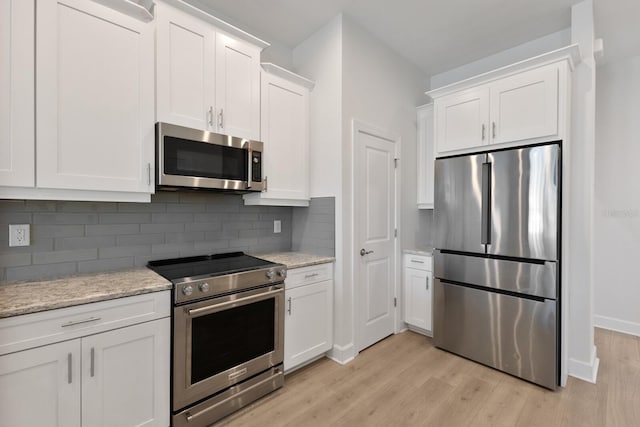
273,220,281,234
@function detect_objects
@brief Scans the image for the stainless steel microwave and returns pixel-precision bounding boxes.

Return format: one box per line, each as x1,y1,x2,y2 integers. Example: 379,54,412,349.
155,122,265,192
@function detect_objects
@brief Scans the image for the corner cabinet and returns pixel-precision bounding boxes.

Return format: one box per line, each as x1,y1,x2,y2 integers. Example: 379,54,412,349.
243,64,314,207
284,263,333,372
429,46,579,156
156,1,264,141
0,292,170,427
416,104,434,209
0,0,155,202
403,252,432,335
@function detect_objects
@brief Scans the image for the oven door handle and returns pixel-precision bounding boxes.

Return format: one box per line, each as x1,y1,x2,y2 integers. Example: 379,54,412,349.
186,287,283,317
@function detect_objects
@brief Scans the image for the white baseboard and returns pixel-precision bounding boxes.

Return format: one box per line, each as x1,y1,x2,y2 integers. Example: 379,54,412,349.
328,342,356,365
595,315,640,337
568,345,599,384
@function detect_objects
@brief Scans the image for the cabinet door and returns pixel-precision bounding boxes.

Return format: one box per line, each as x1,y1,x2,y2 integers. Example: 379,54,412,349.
417,104,434,209
284,280,333,371
36,0,154,193
404,267,431,331
489,64,559,145
215,33,261,140
435,87,489,154
156,2,215,131
0,340,81,427
81,318,170,427
0,0,34,187
245,72,309,205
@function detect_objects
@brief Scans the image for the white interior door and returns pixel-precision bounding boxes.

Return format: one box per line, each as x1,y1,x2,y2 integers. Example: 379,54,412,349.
355,123,397,352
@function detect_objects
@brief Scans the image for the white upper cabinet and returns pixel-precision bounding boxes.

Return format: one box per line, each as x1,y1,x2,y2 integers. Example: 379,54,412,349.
156,1,263,141
36,0,154,194
243,64,313,207
156,3,215,131
215,33,261,140
0,0,34,188
489,63,559,145
435,87,489,153
430,47,577,156
417,104,434,209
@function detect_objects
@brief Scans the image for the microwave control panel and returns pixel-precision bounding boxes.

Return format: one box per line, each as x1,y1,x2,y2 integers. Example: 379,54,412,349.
251,152,262,182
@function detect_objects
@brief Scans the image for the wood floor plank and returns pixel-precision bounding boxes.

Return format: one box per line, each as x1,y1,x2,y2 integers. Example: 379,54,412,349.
216,329,640,427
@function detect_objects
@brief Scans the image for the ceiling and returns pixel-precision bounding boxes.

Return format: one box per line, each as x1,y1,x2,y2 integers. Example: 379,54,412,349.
184,0,640,75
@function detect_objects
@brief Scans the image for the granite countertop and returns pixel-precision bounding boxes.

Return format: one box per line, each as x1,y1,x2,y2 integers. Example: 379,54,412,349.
0,269,172,319
253,252,335,269
403,249,434,256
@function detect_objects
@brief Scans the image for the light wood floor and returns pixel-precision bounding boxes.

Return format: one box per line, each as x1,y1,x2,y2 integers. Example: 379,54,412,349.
218,328,640,426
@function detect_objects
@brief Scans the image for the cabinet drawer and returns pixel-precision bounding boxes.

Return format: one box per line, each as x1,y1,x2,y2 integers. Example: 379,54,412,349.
285,263,333,289
0,291,170,356
403,254,432,271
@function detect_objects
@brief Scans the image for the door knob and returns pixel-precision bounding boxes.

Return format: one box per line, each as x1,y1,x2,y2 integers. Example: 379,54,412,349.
360,249,374,256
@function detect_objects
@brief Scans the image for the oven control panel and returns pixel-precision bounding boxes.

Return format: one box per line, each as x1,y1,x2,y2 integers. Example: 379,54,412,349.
173,264,287,304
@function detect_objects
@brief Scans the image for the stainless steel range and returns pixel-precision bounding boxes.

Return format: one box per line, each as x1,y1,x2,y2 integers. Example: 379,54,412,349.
148,252,286,427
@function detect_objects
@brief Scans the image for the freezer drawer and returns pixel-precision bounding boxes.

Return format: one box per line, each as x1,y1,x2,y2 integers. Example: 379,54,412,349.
433,280,557,389
434,251,557,300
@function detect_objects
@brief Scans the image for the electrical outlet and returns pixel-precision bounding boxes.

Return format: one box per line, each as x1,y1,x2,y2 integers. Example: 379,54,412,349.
9,224,30,247
273,220,281,234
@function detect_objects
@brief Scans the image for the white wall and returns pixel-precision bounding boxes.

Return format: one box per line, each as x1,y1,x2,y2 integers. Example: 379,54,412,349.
293,14,427,362
341,16,427,350
430,29,571,88
594,55,640,336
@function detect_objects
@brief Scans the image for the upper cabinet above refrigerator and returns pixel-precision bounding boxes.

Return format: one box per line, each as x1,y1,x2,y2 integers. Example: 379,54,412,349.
427,46,579,157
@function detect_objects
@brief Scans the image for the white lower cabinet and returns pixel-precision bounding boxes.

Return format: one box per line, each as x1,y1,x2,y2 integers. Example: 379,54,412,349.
0,292,170,427
0,340,81,427
403,253,433,335
284,263,333,372
243,63,313,207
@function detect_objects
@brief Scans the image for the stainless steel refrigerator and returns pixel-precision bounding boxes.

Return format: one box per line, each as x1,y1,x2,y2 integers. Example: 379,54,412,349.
433,143,560,390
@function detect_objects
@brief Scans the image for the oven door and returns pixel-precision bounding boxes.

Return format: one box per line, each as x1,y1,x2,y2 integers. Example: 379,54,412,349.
173,284,284,411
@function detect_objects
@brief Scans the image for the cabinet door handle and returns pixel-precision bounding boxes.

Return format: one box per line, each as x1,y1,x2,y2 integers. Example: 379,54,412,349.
61,316,101,328
426,276,429,291
482,124,486,140
90,347,95,377
287,297,292,315
218,108,224,128
492,122,496,139
67,353,72,384
147,163,151,186
208,106,214,126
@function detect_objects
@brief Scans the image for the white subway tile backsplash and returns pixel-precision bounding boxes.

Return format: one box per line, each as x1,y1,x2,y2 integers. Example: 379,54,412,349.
0,194,328,283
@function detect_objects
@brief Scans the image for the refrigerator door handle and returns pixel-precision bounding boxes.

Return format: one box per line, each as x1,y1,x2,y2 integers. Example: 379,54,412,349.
481,162,492,245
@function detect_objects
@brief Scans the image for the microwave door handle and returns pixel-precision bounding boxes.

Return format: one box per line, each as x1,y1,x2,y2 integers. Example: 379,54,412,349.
246,145,253,189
